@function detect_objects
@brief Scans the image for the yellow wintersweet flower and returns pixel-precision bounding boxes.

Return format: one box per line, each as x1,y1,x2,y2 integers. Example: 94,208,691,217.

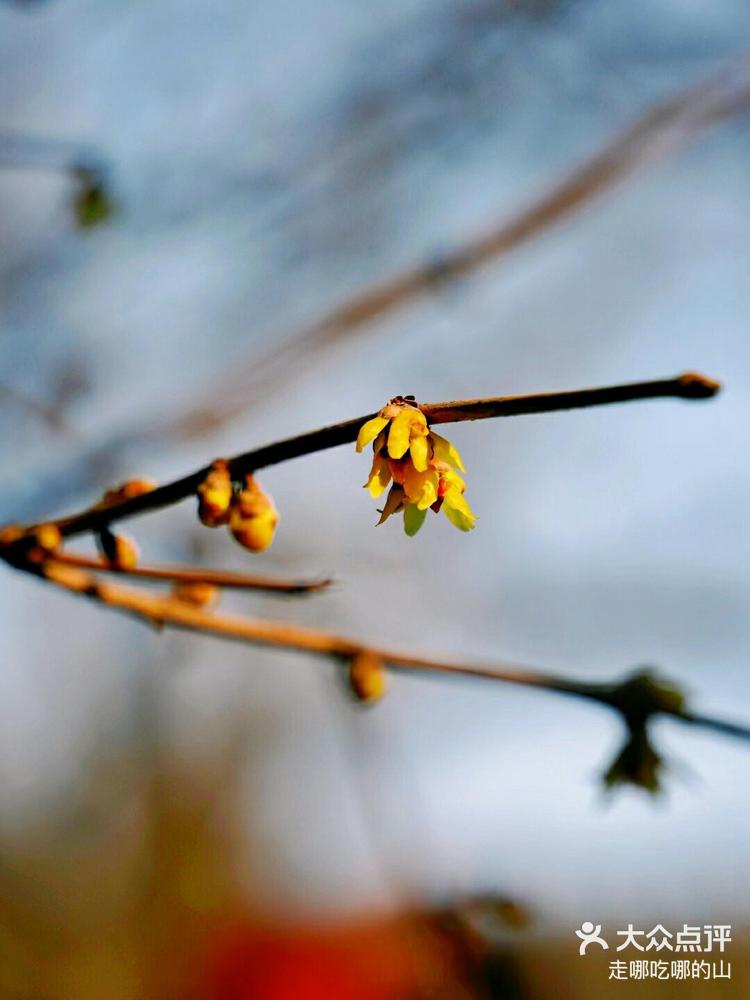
357,398,476,535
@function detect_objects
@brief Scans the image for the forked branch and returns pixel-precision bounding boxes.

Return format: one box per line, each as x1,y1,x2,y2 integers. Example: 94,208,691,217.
0,368,741,793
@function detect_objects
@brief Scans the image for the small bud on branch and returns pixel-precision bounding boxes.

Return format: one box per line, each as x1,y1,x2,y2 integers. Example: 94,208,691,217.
347,650,388,704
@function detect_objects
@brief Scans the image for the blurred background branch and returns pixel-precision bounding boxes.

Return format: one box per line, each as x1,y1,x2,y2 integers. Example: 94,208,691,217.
159,58,750,441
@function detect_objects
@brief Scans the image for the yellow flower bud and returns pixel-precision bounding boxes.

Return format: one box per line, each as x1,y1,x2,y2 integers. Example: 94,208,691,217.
0,524,24,547
98,528,139,570
34,523,62,553
230,507,278,552
101,479,157,508
347,650,387,704
229,475,279,553
197,460,233,527
172,582,219,609
121,479,156,499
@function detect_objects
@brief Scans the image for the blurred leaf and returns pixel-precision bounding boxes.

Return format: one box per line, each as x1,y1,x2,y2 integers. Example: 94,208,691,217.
603,725,664,795
71,166,115,229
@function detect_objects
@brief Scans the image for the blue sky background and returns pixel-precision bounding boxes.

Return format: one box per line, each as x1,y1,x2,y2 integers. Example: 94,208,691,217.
1,0,749,934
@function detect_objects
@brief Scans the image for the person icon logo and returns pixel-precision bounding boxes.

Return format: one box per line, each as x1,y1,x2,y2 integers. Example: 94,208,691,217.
575,922,609,956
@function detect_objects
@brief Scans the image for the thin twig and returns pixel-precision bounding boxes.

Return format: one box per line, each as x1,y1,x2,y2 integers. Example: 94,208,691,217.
162,58,750,438
11,371,718,543
0,383,75,437
44,551,331,595
0,131,105,174
40,561,750,747
680,712,750,742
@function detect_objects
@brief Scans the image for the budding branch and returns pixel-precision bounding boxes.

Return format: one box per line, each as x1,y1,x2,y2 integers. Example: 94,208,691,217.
40,560,750,747
2,369,745,773
20,371,719,541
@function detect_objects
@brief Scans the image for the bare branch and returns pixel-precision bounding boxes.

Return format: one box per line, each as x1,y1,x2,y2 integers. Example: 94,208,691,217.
679,712,750,743
40,560,750,748
43,551,331,596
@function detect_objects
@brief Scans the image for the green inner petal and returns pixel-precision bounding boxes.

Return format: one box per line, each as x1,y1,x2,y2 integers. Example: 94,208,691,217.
403,504,427,536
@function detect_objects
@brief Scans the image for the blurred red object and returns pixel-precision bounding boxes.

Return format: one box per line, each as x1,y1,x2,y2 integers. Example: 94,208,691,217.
199,915,463,1000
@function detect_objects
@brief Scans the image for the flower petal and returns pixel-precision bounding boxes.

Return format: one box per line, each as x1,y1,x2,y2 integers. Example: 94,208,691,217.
431,432,465,471
388,457,409,485
373,428,388,454
364,453,392,498
376,484,404,525
411,408,428,433
442,487,476,531
402,464,440,509
387,407,413,458
402,463,429,502
403,504,427,536
441,468,466,494
356,416,389,452
410,433,430,472
416,471,439,510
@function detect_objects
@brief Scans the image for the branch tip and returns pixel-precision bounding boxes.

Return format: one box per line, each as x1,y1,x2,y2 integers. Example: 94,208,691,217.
676,371,722,399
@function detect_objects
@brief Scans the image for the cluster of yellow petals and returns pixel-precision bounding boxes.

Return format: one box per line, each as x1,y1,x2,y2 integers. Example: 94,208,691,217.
196,461,279,553
356,399,476,535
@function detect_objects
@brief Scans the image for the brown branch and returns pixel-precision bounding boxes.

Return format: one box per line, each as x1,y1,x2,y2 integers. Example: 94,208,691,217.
44,551,331,595
40,561,750,748
162,58,750,438
679,712,750,743
7,371,718,545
